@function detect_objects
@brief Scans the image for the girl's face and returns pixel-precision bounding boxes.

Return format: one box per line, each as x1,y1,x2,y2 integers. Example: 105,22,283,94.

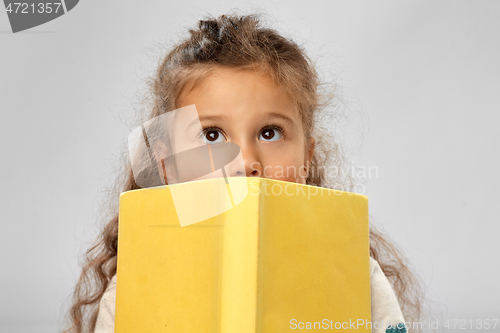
176,67,315,185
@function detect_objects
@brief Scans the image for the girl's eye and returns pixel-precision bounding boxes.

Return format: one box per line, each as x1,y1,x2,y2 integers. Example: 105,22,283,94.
259,127,283,141
201,129,226,144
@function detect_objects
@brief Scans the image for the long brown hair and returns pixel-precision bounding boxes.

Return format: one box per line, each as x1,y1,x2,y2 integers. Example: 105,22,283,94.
62,13,425,332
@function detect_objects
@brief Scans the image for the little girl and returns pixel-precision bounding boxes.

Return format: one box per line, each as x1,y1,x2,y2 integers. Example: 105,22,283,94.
63,13,423,333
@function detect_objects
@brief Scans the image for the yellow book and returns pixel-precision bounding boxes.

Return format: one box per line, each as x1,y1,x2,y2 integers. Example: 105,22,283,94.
115,176,371,332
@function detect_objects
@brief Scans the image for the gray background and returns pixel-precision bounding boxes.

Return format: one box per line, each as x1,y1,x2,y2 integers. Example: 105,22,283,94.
1,1,499,332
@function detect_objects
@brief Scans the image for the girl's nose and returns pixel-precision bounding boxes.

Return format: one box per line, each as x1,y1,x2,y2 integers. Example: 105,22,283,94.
222,141,262,178
228,139,263,177
242,149,262,178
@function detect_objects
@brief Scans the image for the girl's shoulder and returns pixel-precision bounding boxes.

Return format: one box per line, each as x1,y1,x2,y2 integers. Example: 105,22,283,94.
370,257,407,333
370,256,378,275
95,275,117,333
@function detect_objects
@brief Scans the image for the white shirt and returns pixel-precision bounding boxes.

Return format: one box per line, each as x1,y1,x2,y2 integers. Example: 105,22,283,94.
95,257,406,333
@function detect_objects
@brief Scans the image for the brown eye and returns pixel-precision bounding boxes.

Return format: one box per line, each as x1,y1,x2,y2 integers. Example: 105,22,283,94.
206,130,219,141
259,128,282,141
201,128,226,144
262,129,274,140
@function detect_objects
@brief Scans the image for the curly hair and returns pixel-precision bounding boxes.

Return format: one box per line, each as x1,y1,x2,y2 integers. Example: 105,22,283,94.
62,13,426,332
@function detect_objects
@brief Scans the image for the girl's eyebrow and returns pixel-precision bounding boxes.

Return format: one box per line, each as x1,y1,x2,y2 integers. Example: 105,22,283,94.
192,112,294,126
186,115,227,130
198,115,227,122
267,112,295,125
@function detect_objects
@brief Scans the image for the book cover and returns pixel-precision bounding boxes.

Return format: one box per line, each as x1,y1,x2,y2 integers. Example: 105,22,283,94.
115,176,371,332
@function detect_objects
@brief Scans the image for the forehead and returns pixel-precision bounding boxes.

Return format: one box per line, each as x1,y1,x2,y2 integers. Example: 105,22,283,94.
177,67,301,123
